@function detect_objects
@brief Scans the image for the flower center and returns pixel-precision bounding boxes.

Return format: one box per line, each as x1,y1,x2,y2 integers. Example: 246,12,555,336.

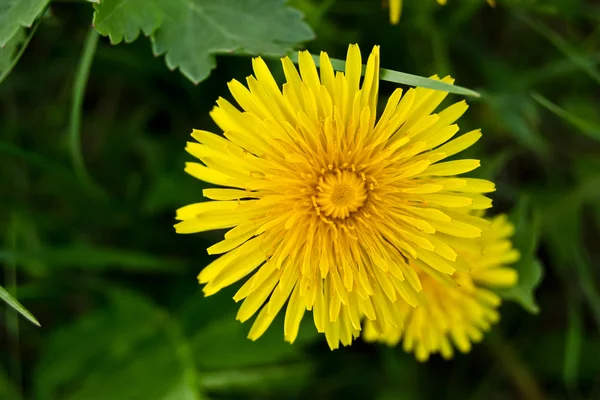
316,170,368,219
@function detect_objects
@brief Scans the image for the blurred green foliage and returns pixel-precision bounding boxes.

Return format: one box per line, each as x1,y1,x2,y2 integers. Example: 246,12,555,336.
1,0,600,399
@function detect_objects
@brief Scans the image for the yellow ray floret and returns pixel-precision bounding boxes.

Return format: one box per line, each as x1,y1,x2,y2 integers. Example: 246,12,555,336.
363,214,519,360
175,44,495,349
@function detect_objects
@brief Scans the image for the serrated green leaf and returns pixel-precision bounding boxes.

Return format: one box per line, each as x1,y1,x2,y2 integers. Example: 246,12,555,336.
93,0,162,44
288,52,481,97
0,0,48,47
497,197,544,313
0,284,40,326
151,0,315,83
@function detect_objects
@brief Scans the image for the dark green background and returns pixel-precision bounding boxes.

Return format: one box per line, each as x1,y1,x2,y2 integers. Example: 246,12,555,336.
1,0,600,399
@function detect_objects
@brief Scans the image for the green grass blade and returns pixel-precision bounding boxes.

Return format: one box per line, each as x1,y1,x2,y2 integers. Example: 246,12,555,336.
563,296,582,390
531,91,600,142
287,52,481,97
0,285,40,327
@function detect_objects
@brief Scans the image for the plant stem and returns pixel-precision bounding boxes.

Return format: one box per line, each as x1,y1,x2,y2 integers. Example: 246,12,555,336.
69,28,107,200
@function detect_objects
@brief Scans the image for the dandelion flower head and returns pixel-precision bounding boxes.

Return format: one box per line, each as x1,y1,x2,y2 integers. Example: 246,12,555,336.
175,44,496,349
363,214,519,360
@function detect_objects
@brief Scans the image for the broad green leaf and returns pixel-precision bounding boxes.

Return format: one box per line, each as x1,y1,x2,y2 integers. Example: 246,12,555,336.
0,284,40,326
93,0,162,44
0,0,48,47
497,197,544,313
288,52,480,97
35,289,202,400
151,0,315,83
531,91,600,143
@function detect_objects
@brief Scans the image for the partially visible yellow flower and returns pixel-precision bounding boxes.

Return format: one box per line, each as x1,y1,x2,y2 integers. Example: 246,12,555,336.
364,214,519,361
389,0,402,25
389,0,496,25
175,43,495,350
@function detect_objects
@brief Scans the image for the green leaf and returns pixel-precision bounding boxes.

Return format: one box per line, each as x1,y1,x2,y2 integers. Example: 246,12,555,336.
530,91,600,143
151,0,315,83
0,0,48,47
35,289,202,400
93,0,315,83
497,197,544,313
0,284,40,326
93,0,162,44
288,52,481,97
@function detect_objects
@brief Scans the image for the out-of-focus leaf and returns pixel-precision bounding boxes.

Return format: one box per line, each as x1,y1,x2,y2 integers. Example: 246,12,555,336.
539,170,600,331
0,366,21,400
288,52,480,97
517,13,600,86
93,0,162,44
0,245,186,272
531,91,600,142
0,0,48,46
525,332,600,383
199,362,313,394
191,315,317,370
143,171,208,215
563,296,582,389
0,284,40,326
34,289,202,400
497,197,544,313
152,0,314,83
486,93,549,156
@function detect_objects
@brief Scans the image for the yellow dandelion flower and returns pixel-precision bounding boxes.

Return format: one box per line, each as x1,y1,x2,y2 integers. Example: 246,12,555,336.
175,43,495,349
388,0,496,25
363,214,519,361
